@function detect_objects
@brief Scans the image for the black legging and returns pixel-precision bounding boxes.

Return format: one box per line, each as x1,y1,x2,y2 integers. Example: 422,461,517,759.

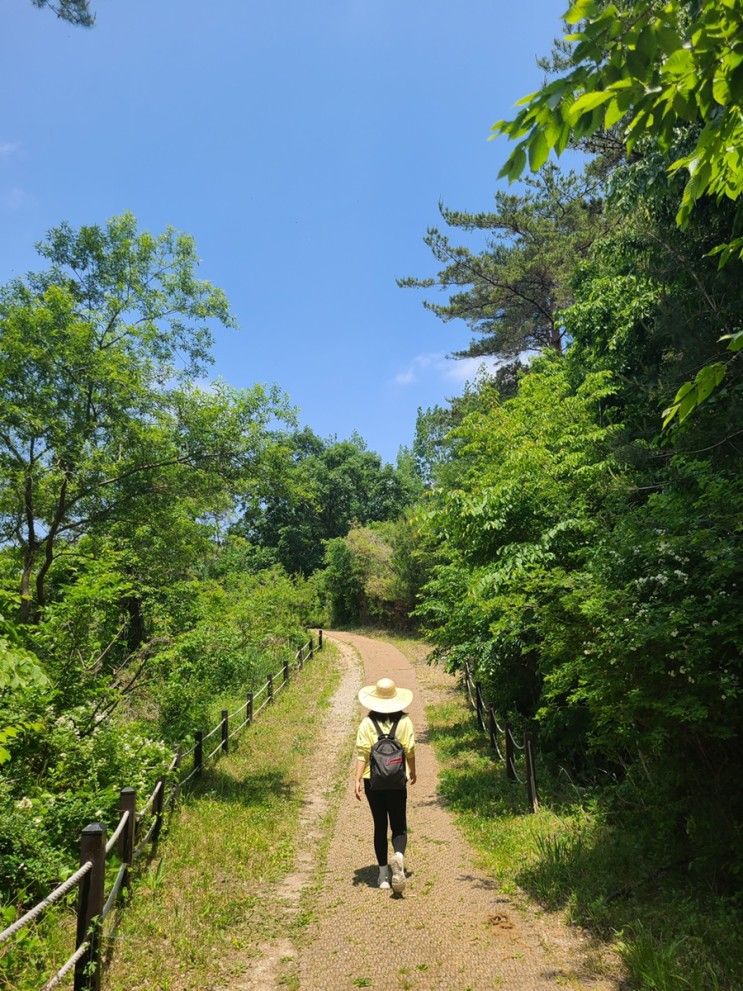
364,779,407,865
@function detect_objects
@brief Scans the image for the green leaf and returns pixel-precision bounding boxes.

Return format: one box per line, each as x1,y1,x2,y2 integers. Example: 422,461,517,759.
567,89,613,124
528,130,550,171
664,47,694,79
712,68,731,105
565,0,596,26
655,25,682,56
604,98,624,129
498,143,527,182
636,25,657,60
720,330,743,352
515,90,540,107
693,362,726,406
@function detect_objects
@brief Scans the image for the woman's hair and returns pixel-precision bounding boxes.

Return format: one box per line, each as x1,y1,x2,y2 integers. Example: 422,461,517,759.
368,710,405,719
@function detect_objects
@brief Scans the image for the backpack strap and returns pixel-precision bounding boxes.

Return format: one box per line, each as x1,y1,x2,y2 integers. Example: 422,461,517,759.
370,714,402,740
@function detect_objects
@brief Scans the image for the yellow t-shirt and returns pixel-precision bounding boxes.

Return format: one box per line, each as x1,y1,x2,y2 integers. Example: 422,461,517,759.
355,714,415,780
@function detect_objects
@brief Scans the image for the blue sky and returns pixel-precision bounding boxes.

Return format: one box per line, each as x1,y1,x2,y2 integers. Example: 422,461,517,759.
1,0,565,462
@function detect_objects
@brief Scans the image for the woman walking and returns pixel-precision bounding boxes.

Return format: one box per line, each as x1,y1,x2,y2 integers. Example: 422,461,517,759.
354,677,416,893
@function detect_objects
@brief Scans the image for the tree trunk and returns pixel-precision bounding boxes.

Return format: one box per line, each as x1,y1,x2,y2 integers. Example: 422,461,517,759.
19,469,37,623
34,476,68,617
123,595,146,652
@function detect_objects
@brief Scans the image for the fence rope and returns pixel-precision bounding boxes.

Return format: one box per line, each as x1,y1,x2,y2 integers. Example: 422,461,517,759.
507,727,525,751
179,765,199,787
201,721,222,743
40,939,90,991
138,779,163,818
134,817,159,856
463,666,476,709
253,696,270,718
101,864,127,920
488,710,506,762
205,740,223,763
229,717,249,739
104,810,130,855
0,861,92,945
228,700,247,719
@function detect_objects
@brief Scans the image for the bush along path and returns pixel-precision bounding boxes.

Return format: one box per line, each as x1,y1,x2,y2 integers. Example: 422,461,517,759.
295,632,622,991
101,640,343,991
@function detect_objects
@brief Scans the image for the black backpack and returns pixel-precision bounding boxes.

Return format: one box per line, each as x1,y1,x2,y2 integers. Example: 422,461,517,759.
369,714,407,791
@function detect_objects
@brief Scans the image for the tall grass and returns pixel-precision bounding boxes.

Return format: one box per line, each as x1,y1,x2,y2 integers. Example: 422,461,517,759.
425,697,743,991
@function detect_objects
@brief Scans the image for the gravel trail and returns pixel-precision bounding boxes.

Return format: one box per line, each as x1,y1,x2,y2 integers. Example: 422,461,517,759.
296,631,620,991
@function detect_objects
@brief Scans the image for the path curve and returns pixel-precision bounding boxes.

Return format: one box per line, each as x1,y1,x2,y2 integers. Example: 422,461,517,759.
297,632,619,991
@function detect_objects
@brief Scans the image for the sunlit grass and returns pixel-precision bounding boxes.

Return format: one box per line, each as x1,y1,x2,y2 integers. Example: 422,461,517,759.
100,643,340,991
426,694,743,991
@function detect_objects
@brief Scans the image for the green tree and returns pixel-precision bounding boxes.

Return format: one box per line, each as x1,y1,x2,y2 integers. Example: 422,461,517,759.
31,0,94,26
241,431,417,574
0,213,294,620
494,0,743,421
399,167,602,360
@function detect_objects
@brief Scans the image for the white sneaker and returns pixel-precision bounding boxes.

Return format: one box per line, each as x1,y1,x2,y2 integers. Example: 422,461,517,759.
389,852,406,894
378,866,391,889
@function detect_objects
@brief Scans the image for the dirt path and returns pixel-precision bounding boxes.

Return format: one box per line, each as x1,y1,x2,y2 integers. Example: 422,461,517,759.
226,638,362,990
295,632,620,991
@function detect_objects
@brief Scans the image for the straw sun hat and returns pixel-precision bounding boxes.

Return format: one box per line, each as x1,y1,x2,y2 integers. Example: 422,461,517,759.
358,677,413,714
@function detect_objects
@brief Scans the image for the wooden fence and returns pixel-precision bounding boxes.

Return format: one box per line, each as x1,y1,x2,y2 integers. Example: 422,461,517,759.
0,631,323,991
462,660,539,814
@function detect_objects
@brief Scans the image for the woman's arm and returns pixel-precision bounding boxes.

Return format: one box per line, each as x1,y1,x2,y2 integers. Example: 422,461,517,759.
407,753,417,786
354,757,366,801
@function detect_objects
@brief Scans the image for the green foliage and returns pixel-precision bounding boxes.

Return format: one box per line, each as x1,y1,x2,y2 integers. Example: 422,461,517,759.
241,429,417,575
0,213,333,933
0,610,47,765
153,566,318,740
414,349,741,869
323,518,430,628
399,167,601,359
0,213,278,621
495,0,743,240
31,0,94,27
493,0,743,422
426,696,743,991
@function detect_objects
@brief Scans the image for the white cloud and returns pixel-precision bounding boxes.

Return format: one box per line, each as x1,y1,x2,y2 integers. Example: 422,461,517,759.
392,351,503,388
0,142,21,159
443,355,502,383
1,186,32,210
394,368,417,386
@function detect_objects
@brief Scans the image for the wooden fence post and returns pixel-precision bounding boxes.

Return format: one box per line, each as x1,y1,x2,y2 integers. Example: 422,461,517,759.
268,673,274,704
221,710,229,753
74,823,106,991
298,646,303,670
194,730,203,777
309,636,314,659
524,731,539,813
247,691,253,725
118,788,136,873
170,746,182,809
152,780,164,842
284,659,290,684
505,721,516,781
318,629,323,650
